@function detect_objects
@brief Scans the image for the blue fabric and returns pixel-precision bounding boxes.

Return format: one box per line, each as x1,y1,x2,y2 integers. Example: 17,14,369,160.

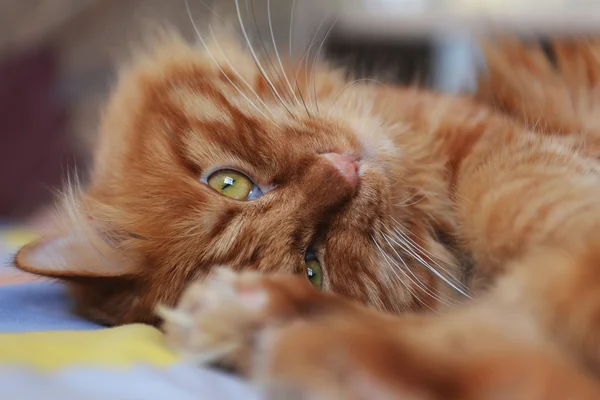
0,365,258,400
0,224,258,399
0,225,99,333
0,282,101,333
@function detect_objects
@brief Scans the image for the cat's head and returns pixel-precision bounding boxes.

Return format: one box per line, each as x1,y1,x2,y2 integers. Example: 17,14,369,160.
14,33,461,325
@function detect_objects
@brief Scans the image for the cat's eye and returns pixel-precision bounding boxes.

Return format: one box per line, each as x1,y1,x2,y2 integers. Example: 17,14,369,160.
305,250,323,289
207,169,262,200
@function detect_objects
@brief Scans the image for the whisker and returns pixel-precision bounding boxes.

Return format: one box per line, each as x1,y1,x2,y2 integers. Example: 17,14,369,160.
195,0,243,41
392,191,425,208
327,78,384,117
372,234,433,312
292,12,331,114
309,16,339,113
382,235,449,307
390,217,468,287
248,0,296,106
287,0,311,114
267,0,300,107
184,0,276,124
383,230,460,308
371,234,411,297
235,0,293,117
289,0,296,60
285,0,311,115
387,225,471,298
208,26,279,120
195,0,283,114
390,227,459,283
301,12,332,113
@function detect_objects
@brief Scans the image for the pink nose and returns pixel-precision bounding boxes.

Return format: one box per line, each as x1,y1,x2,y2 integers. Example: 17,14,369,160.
322,153,360,188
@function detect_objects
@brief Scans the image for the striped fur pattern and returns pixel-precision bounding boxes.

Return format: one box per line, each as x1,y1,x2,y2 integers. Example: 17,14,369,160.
13,28,600,397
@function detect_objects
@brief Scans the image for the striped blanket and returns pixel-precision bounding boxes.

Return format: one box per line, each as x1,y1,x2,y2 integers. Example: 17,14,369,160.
0,224,257,399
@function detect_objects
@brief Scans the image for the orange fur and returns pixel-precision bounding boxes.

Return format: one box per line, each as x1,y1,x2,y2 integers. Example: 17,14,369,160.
14,33,470,324
13,32,600,396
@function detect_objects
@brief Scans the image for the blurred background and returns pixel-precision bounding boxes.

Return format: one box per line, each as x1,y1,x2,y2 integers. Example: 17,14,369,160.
0,0,595,229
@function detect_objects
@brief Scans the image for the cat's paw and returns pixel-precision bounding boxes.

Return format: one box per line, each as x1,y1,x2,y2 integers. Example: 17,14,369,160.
158,267,325,376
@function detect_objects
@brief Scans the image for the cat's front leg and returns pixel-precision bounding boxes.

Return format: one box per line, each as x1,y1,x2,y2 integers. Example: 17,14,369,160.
160,268,600,400
159,267,370,381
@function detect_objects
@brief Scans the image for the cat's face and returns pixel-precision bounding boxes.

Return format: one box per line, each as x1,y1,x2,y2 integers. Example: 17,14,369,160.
15,34,458,325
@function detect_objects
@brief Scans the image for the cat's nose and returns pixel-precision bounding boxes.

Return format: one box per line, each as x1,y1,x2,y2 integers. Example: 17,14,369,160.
322,153,360,188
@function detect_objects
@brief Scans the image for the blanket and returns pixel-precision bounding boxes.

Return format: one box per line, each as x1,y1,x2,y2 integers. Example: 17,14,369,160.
0,223,258,399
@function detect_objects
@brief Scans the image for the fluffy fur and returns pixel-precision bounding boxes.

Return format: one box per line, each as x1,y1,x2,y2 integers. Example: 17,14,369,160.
14,31,600,396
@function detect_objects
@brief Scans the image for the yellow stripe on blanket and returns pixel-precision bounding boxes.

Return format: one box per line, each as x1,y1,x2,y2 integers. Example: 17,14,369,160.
0,324,178,371
1,227,38,248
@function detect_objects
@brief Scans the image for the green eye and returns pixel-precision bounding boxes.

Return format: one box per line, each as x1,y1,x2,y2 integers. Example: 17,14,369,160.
207,169,258,200
305,259,323,289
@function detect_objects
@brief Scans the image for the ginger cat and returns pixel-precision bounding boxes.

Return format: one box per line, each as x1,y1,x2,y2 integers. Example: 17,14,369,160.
12,20,600,398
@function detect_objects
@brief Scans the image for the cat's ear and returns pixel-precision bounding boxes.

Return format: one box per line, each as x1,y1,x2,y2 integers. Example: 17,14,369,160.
14,230,138,278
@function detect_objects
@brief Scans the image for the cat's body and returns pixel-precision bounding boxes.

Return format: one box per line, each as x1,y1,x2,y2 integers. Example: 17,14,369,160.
14,32,600,397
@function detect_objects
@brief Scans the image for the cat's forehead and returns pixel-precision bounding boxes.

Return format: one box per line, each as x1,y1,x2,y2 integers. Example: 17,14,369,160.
97,34,365,186
136,58,358,182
